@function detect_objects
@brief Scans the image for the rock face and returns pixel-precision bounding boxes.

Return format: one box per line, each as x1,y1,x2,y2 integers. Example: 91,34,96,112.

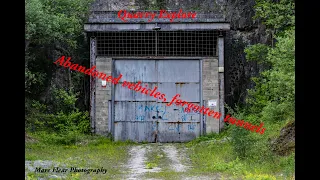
270,121,295,156
88,0,272,107
223,0,272,106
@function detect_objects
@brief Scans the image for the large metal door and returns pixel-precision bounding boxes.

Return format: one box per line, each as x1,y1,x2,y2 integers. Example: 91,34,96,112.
113,59,201,142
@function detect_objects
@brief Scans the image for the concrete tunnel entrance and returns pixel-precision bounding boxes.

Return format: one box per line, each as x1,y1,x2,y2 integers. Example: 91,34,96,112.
84,10,230,142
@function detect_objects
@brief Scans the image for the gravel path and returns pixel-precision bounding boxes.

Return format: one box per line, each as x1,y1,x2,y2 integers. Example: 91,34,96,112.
124,143,193,179
125,145,162,180
25,160,67,179
26,144,220,179
162,144,189,172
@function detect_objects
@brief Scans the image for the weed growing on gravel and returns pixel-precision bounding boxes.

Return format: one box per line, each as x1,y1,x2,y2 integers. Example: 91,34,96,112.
145,162,158,169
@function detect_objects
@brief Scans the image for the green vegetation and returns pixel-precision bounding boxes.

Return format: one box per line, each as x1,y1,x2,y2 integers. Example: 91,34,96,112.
25,0,294,179
146,162,158,169
168,0,294,179
25,134,134,179
25,0,93,136
184,0,295,179
228,0,295,161
25,87,91,146
144,146,165,169
185,130,294,179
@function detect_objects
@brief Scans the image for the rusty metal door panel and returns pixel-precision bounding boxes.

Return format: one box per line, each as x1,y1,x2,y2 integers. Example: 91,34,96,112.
114,60,157,82
158,82,200,102
114,59,158,142
133,83,158,101
177,103,201,122
115,82,157,101
157,60,199,82
154,102,201,142
114,102,171,122
155,60,201,142
178,121,200,142
114,101,138,122
143,103,201,122
113,121,156,142
156,121,200,142
113,59,201,142
157,122,181,142
114,101,158,142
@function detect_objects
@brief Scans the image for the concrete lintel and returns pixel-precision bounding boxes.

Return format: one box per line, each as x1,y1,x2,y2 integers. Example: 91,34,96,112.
84,23,230,32
104,56,218,59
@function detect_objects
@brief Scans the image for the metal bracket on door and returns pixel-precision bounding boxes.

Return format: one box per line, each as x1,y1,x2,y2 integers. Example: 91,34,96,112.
152,110,162,119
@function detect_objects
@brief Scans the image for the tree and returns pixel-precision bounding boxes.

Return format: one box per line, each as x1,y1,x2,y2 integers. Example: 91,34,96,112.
254,0,295,37
243,0,295,121
230,0,295,158
25,0,92,50
25,0,92,97
25,0,93,126
245,27,295,122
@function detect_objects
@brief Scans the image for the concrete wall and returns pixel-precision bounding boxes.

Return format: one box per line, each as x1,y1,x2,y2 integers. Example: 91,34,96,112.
93,57,221,135
94,57,112,135
202,58,220,133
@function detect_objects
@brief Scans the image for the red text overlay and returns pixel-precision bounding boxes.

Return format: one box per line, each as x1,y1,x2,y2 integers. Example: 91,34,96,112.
53,56,266,135
117,9,197,22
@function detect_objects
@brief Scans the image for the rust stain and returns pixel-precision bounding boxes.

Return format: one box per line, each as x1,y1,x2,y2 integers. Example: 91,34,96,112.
175,82,189,88
167,121,182,125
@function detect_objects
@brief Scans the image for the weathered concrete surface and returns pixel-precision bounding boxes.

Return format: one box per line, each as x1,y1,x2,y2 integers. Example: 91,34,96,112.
84,23,230,31
87,0,272,136
93,57,113,135
87,0,271,113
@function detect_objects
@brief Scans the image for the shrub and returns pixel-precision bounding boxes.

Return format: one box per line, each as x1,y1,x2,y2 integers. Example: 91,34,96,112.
225,105,255,159
32,131,85,145
230,125,255,159
50,110,90,134
260,101,294,123
26,88,90,136
49,87,79,114
28,110,90,134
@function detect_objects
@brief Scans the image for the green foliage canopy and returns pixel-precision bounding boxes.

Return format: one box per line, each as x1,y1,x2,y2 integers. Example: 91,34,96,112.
26,0,92,48
246,28,295,121
25,0,93,134
254,0,295,31
230,0,295,159
243,0,295,120
25,0,93,99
